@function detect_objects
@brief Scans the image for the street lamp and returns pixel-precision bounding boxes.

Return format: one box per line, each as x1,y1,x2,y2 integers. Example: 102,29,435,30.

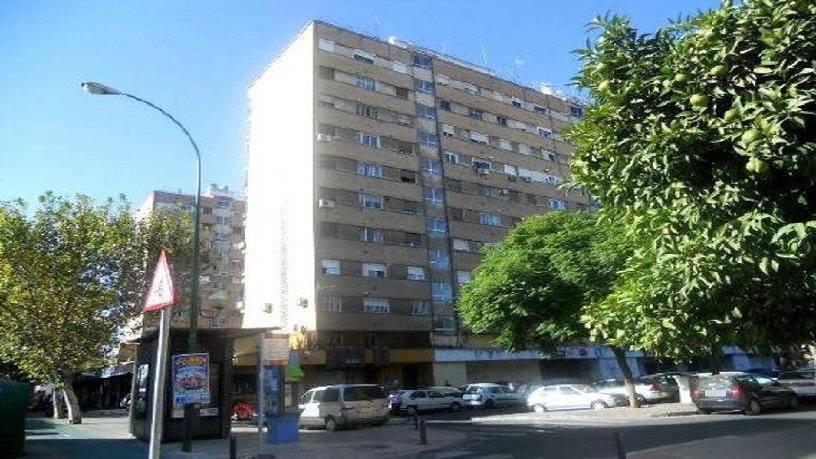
81,81,202,452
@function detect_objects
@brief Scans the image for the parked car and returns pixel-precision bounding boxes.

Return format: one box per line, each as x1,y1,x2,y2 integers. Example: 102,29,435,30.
527,384,624,412
462,383,525,409
389,389,464,414
423,386,464,398
691,373,798,415
592,373,682,403
743,368,782,379
298,384,389,431
776,368,816,399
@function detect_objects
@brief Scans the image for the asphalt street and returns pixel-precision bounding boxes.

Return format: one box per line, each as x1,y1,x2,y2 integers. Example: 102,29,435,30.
409,404,816,458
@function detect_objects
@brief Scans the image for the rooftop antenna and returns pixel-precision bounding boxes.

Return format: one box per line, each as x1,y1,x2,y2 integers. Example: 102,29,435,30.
373,16,380,37
480,43,489,68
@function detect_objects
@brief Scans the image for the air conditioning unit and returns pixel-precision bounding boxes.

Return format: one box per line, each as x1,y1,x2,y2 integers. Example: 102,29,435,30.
317,134,333,142
507,175,518,182
499,188,509,195
318,199,335,208
521,176,533,183
477,168,490,175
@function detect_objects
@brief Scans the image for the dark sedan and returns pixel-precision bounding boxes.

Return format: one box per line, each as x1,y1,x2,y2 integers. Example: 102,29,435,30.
692,373,798,415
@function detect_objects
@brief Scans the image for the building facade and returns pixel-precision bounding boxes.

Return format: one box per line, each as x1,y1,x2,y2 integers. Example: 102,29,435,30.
138,184,246,331
244,21,602,387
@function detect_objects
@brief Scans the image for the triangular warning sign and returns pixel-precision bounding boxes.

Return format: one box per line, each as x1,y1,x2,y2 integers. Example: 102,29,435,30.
144,250,179,312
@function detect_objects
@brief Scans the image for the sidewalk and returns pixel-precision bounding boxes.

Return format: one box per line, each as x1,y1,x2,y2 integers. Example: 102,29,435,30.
22,411,467,459
470,403,700,426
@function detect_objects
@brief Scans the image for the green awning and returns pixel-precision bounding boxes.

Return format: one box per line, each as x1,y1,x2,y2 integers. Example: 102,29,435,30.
285,364,305,380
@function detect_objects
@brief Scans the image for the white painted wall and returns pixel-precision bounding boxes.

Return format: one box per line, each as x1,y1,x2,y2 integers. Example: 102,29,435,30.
244,24,316,332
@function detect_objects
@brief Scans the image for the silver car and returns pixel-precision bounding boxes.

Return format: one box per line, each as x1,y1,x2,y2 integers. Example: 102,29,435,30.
527,384,623,412
777,369,816,399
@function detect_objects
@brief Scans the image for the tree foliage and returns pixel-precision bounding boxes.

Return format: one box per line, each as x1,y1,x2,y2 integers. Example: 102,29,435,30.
569,0,816,357
0,193,192,421
459,212,635,352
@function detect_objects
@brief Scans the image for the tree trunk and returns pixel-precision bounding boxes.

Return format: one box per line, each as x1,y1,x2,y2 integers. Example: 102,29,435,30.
61,379,83,424
53,389,67,419
611,345,640,408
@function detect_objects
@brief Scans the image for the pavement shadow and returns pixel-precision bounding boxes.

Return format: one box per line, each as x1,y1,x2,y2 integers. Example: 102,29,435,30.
23,438,147,459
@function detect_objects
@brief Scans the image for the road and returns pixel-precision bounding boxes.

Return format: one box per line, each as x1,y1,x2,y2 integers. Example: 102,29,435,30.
398,403,816,458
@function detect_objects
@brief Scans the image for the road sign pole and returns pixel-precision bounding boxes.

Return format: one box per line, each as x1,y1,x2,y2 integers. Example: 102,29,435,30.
149,307,171,459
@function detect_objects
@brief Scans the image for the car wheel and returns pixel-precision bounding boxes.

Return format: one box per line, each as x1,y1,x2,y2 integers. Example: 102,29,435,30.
789,395,799,410
484,399,495,409
636,394,647,404
450,402,462,412
533,404,546,413
747,398,762,416
591,401,608,410
325,416,338,431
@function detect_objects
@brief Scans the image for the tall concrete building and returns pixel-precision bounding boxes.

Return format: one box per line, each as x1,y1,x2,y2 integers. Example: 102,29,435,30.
244,21,595,387
138,184,246,331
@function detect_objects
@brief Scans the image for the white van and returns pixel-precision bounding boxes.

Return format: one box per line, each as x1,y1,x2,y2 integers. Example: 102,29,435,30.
298,384,389,431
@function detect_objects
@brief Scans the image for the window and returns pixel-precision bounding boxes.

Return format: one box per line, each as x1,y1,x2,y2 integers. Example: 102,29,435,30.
429,249,450,269
400,169,417,183
321,259,340,275
543,149,557,162
412,54,433,68
477,185,494,197
570,105,584,118
356,103,377,118
472,159,492,171
410,300,430,315
418,131,439,148
452,239,470,252
550,199,567,210
216,200,230,208
406,266,426,281
357,162,382,177
423,187,444,206
353,52,374,65
432,282,453,301
359,194,383,209
534,106,547,116
504,164,518,176
537,127,553,138
357,132,381,148
469,131,488,144
444,151,460,164
421,157,442,176
440,100,451,111
414,78,434,94
441,124,456,137
395,87,409,99
498,139,513,151
405,232,422,247
511,99,522,108
318,66,335,80
417,105,436,120
363,298,390,313
322,296,342,312
496,116,508,126
216,216,230,225
356,76,376,91
445,179,462,193
318,39,335,52
468,107,483,120
456,271,471,284
518,144,532,156
362,263,387,278
362,227,384,243
480,213,501,226
426,217,447,236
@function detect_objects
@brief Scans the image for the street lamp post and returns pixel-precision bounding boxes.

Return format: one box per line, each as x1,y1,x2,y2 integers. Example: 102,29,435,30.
81,81,202,452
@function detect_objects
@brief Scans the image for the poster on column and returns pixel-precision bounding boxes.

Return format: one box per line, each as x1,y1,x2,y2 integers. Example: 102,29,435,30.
171,353,210,417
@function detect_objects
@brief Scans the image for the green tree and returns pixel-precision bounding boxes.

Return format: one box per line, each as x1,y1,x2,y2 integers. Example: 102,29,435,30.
459,212,642,407
0,193,192,423
569,0,816,358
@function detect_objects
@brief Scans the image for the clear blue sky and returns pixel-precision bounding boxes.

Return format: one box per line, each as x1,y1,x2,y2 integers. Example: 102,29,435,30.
0,0,718,208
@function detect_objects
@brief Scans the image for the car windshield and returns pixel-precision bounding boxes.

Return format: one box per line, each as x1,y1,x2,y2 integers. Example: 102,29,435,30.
571,384,595,393
465,386,483,394
696,375,734,390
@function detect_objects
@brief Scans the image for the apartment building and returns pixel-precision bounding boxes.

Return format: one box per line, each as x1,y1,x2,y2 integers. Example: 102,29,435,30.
244,21,595,388
137,184,245,331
